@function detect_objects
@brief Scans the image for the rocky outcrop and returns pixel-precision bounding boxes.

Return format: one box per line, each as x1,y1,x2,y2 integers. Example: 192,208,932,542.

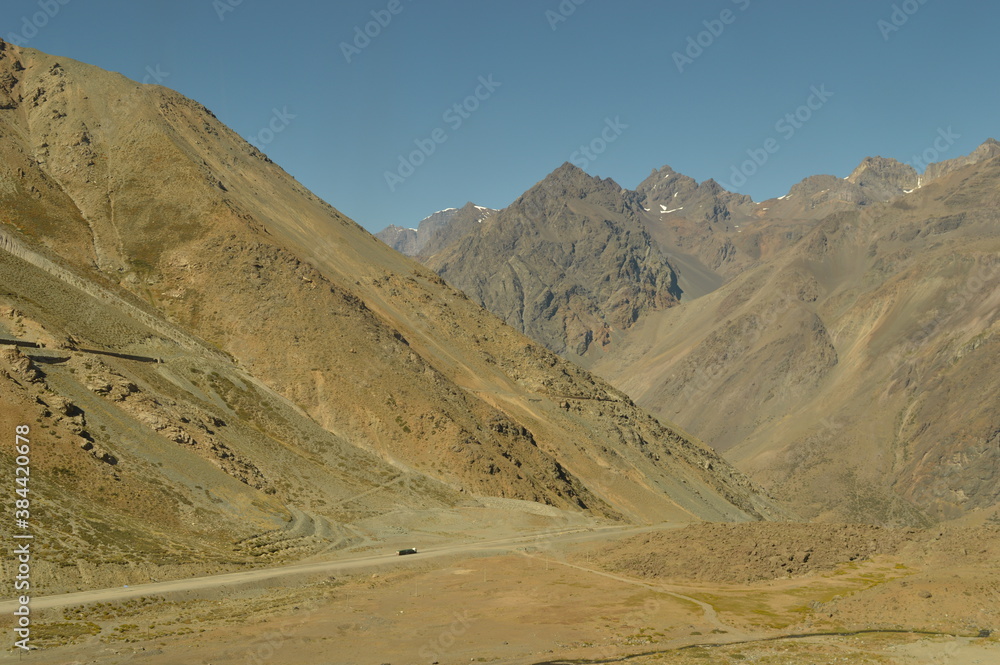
845,156,919,199
0,347,43,383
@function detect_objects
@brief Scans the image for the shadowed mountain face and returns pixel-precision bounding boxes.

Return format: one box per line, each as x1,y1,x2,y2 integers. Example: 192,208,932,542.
424,164,681,361
0,40,785,571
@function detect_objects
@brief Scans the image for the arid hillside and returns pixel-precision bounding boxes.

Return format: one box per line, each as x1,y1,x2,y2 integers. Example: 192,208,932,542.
595,154,1000,524
0,38,788,585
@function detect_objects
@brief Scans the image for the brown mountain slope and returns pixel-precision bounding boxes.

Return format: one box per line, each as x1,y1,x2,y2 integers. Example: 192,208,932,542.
0,37,784,579
594,155,1000,524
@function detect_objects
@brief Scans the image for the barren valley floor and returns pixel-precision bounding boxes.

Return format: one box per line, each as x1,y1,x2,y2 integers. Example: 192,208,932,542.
3,512,998,665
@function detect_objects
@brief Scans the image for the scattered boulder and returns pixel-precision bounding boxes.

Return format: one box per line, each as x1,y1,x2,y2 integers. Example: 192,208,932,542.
1,347,44,383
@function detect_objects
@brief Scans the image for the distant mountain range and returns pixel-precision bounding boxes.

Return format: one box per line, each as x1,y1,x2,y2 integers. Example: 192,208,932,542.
378,138,1000,524
378,202,497,259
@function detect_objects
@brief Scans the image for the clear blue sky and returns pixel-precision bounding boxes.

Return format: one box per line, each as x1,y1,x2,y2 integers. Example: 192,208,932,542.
3,0,998,232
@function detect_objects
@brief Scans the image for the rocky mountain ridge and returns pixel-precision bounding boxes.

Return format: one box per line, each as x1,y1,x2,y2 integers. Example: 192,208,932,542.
424,163,681,361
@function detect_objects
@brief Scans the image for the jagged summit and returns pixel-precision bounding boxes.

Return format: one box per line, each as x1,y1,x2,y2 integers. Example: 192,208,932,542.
520,162,629,204
924,138,1000,182
846,156,919,197
425,164,680,359
637,165,699,199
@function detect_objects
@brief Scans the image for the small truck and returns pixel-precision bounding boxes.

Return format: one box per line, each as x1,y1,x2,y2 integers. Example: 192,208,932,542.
397,548,418,556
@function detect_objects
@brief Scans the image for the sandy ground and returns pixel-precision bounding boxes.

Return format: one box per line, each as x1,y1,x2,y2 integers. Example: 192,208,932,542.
1,520,998,664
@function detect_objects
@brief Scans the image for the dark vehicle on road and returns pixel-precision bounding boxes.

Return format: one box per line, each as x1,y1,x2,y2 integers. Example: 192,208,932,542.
397,548,418,556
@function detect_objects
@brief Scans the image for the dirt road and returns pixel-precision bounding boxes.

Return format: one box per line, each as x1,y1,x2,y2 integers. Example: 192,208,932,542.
0,523,656,613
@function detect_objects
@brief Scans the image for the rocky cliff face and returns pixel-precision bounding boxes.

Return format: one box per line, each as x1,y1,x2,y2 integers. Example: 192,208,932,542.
636,166,757,229
426,164,680,360
846,156,919,199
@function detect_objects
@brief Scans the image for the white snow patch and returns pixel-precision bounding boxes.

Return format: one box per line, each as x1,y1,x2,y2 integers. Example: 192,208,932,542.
673,192,679,197
422,207,458,221
661,206,684,214
903,188,914,194
777,194,792,201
